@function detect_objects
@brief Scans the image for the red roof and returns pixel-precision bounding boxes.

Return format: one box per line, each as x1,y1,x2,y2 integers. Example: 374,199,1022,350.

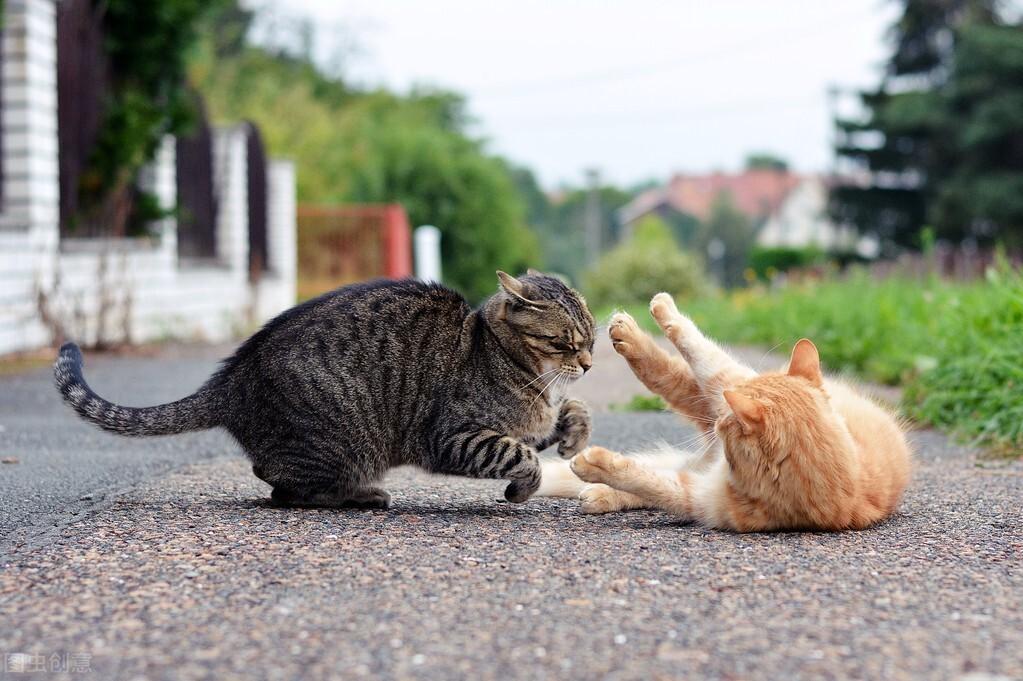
623,169,802,224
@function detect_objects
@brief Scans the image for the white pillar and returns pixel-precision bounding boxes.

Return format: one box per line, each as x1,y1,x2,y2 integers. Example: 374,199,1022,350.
267,159,296,304
0,0,60,354
136,135,177,255
1,0,59,239
212,125,248,278
414,225,442,283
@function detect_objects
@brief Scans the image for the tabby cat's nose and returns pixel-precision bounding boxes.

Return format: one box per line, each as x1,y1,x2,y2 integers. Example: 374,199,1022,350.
579,351,593,373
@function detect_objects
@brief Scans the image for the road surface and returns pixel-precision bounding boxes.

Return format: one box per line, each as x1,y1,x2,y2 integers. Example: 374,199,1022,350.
0,339,1019,680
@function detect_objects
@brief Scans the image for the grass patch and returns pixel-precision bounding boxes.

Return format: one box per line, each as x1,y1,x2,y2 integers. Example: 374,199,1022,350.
610,394,667,412
595,265,1023,454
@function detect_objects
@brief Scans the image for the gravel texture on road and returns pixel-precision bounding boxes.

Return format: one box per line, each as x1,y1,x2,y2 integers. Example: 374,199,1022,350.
1,340,1020,681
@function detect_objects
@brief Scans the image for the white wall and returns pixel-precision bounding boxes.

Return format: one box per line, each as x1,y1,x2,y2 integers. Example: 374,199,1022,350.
0,0,298,355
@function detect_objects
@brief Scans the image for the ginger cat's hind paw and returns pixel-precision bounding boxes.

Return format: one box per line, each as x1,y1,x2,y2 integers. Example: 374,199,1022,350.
608,312,643,358
579,483,624,514
570,446,629,485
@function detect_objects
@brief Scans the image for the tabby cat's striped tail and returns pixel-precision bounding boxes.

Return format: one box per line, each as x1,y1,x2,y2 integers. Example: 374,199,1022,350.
54,342,220,437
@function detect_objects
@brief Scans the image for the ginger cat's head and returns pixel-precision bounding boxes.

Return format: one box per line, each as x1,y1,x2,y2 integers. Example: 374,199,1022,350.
716,339,859,514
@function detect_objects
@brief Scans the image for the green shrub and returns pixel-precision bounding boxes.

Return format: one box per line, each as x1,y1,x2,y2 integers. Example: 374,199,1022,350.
583,216,708,310
903,264,1023,453
748,246,824,280
611,394,667,412
615,264,1021,454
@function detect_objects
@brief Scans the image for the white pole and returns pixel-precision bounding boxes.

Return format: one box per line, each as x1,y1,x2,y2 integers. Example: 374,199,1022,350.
414,225,442,283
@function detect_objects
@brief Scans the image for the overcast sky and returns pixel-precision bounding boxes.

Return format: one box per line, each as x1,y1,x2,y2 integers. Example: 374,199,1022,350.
253,1,901,188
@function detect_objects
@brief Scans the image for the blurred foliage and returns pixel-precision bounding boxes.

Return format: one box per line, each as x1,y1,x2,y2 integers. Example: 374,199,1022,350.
190,2,537,301
613,263,1023,452
508,166,633,284
748,246,825,280
582,215,707,309
832,0,1023,249
610,394,667,413
744,153,790,172
696,193,756,288
903,260,1023,454
75,0,214,235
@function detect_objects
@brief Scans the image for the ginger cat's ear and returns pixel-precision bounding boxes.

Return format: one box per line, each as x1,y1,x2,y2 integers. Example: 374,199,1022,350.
788,338,823,387
723,390,764,432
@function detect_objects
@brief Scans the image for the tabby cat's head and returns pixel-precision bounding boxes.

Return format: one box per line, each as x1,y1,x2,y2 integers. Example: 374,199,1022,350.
487,270,595,379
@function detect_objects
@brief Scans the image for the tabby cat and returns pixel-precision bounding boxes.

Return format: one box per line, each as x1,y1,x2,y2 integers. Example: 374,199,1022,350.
55,271,595,508
539,293,911,532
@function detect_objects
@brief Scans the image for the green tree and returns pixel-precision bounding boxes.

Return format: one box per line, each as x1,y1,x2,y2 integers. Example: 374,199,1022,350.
934,23,1023,248
697,193,755,288
744,152,789,172
191,6,537,301
830,0,1016,248
73,0,217,236
583,215,707,309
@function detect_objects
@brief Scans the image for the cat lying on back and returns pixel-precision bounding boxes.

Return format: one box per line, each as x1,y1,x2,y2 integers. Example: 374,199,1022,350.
538,293,911,532
56,271,595,508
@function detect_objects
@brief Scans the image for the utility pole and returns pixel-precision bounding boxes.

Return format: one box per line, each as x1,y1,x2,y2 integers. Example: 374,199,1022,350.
584,168,601,265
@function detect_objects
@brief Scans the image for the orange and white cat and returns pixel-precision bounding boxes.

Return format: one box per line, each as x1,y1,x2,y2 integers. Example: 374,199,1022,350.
536,293,911,532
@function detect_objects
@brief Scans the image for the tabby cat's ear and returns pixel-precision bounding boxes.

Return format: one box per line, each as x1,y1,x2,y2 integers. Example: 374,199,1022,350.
723,390,764,432
497,271,543,307
788,338,823,387
526,268,544,277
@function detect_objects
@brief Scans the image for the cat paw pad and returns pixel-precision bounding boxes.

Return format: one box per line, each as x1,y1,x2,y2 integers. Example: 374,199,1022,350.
608,312,642,356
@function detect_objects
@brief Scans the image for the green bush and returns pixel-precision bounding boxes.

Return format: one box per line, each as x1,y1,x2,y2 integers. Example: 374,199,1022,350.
583,216,708,310
748,246,824,280
904,264,1023,453
617,264,1021,454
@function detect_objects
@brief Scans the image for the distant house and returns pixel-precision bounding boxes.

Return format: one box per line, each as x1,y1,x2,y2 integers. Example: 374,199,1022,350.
619,169,871,254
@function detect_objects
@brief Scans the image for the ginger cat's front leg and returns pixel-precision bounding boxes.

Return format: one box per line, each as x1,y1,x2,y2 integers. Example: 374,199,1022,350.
649,293,756,409
608,312,715,430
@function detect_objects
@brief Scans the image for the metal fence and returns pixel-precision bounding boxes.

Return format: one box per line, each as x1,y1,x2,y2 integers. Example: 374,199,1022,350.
175,94,218,259
244,122,268,280
296,205,413,300
56,0,110,237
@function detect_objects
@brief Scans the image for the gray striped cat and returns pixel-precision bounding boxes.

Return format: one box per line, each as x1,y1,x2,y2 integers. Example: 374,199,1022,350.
55,271,595,508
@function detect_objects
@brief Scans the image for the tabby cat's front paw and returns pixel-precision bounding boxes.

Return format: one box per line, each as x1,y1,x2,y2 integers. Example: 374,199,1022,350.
570,446,629,485
557,399,591,459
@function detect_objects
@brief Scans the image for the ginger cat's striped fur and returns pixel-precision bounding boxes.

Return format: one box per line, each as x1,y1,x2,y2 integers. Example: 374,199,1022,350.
537,293,911,532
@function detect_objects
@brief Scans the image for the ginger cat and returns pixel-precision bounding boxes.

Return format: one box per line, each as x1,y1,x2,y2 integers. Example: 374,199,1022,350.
537,293,911,532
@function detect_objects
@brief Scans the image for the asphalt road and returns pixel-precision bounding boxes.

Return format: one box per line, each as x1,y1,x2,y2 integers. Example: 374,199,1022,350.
0,341,1020,680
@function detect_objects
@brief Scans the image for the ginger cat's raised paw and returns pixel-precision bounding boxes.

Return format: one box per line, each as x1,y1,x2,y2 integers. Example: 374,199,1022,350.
570,446,629,485
649,292,698,346
579,483,624,514
649,292,681,325
608,312,643,357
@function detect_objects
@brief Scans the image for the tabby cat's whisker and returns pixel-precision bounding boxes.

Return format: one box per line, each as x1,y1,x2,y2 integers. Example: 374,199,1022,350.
519,369,559,393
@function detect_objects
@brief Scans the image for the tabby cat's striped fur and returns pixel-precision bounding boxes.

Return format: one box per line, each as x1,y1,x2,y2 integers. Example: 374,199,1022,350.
55,272,595,508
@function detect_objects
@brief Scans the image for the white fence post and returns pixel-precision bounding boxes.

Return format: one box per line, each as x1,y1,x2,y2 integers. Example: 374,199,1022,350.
414,225,441,283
